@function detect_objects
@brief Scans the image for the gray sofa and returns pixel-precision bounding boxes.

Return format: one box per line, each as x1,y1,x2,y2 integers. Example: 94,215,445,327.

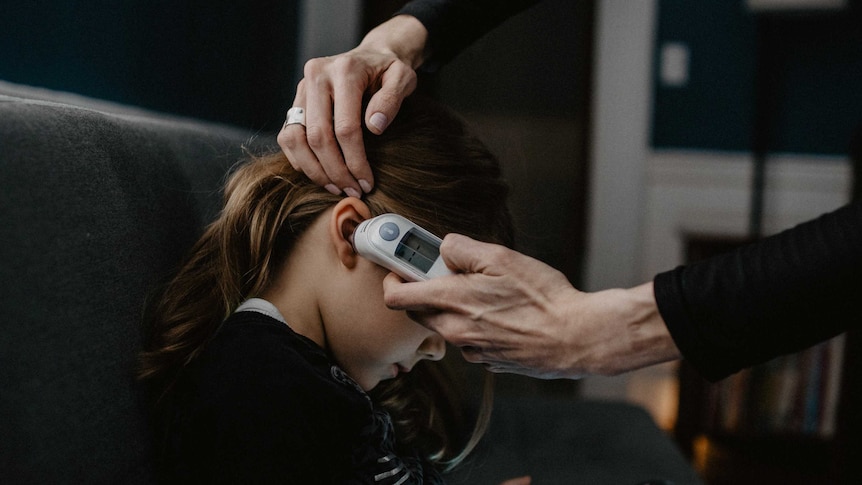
0,80,701,484
0,81,258,484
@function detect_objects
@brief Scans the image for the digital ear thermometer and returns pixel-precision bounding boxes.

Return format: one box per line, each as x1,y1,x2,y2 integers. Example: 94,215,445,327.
351,213,454,281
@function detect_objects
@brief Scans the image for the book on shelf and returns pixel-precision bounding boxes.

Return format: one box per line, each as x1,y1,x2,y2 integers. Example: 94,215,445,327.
702,333,845,438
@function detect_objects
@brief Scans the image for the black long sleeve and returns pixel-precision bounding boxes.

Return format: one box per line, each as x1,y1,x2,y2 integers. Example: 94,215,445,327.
654,200,862,381
397,0,540,67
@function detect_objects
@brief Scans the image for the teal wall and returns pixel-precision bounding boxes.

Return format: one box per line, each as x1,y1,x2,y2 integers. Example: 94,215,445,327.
0,0,299,131
651,0,862,155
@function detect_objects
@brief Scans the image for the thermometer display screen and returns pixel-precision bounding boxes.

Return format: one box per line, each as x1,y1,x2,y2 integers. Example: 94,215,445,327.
395,229,440,273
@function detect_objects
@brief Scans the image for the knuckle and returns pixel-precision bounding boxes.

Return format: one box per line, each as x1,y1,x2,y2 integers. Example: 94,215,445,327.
330,55,353,71
306,55,360,83
276,129,292,146
330,55,364,76
384,64,417,94
277,130,302,150
392,61,418,81
304,125,333,150
485,244,511,265
333,118,361,141
303,57,326,77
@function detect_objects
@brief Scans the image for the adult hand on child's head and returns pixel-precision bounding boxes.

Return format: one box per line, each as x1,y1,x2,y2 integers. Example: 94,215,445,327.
383,234,682,380
278,15,427,197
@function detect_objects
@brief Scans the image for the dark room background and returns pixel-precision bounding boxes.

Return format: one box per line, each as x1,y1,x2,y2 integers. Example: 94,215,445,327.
0,0,301,131
651,0,862,155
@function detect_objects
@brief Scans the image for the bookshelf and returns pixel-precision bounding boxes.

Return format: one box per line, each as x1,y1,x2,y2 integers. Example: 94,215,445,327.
701,337,844,438
673,236,860,484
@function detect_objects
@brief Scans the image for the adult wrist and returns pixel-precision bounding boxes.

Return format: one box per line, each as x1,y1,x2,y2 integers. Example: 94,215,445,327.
360,15,429,69
624,282,682,369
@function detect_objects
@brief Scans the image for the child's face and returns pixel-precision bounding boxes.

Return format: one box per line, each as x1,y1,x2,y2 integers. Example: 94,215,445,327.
322,260,446,391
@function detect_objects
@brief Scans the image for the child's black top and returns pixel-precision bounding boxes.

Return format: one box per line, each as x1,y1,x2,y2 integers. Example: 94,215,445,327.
162,307,443,484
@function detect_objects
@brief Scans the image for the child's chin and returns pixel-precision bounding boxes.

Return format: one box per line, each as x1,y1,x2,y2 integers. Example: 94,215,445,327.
360,377,383,392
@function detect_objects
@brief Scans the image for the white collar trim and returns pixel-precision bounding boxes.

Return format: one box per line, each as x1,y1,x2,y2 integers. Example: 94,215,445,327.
235,298,287,324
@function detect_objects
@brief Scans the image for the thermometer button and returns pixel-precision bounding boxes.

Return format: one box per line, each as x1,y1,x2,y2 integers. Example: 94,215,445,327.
379,222,400,241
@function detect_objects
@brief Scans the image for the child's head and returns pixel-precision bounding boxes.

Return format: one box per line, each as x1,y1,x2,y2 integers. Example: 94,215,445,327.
226,98,513,392
140,94,513,467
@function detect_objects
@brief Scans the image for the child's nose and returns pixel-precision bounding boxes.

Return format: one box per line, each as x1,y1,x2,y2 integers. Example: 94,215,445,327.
418,333,446,361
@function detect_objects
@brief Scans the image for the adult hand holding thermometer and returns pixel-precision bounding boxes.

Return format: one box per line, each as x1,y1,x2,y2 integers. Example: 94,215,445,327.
351,214,454,281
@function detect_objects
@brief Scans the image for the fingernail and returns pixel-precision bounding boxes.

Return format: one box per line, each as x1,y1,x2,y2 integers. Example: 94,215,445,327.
369,112,388,133
343,187,361,199
324,184,341,196
358,179,372,193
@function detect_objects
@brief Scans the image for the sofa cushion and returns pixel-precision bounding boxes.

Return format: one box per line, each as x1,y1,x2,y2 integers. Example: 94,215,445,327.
449,397,702,484
0,81,263,483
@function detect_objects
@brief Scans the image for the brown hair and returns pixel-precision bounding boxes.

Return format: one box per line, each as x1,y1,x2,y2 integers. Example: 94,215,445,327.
139,95,513,469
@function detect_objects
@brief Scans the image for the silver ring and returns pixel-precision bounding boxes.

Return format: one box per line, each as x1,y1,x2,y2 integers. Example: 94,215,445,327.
284,107,305,128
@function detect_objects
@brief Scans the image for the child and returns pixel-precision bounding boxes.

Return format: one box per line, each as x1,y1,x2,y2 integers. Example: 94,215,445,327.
138,95,514,483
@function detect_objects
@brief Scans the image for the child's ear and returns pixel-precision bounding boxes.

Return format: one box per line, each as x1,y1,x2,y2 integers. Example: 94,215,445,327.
330,197,373,269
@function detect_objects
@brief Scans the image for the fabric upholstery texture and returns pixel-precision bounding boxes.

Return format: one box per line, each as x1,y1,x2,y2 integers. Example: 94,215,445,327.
450,398,703,484
0,81,259,483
